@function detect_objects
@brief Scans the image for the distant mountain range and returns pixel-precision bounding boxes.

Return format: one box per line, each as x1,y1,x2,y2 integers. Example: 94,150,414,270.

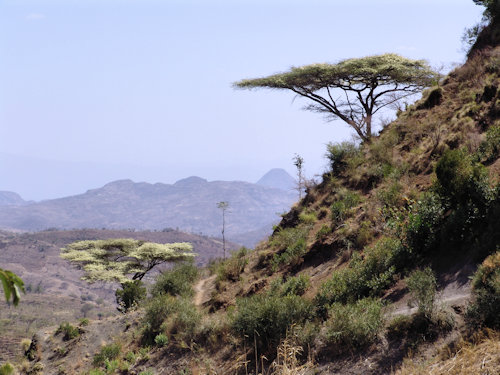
0,169,297,247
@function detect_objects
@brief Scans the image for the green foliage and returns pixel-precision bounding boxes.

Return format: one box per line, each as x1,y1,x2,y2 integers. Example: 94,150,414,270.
280,275,310,297
271,237,307,271
315,237,401,316
142,294,177,341
435,149,492,208
377,181,403,207
0,268,25,306
315,224,332,240
466,251,500,328
478,124,500,162
61,238,194,284
325,298,383,350
330,188,361,226
154,333,169,347
299,211,317,224
142,295,200,344
325,142,361,176
115,280,147,313
79,318,89,326
213,248,248,283
92,343,121,367
269,226,310,270
56,322,80,341
270,275,310,297
0,363,14,375
406,268,437,318
231,294,312,351
151,261,198,298
235,54,437,141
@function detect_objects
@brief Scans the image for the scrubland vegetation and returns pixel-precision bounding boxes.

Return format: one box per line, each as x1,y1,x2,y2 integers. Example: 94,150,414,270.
2,2,500,374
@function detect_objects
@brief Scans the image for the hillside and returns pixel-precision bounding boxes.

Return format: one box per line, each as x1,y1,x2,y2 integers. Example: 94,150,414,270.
0,174,297,247
5,14,500,375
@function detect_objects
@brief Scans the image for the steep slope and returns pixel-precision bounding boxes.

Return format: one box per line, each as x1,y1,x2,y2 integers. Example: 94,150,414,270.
17,24,500,375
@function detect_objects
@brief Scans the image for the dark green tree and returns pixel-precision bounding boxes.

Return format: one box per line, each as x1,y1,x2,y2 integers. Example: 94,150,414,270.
234,54,437,142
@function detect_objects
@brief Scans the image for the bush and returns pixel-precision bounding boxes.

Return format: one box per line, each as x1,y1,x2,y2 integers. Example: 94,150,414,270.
478,124,500,162
115,280,147,313
325,298,383,351
0,363,14,375
92,343,121,367
215,247,248,282
231,294,312,352
299,211,317,224
269,226,310,251
330,189,361,226
151,261,198,298
280,275,310,297
142,294,178,341
55,322,80,341
466,251,500,328
271,237,307,271
325,142,361,176
142,295,200,344
435,148,492,208
403,193,444,258
315,224,332,240
154,333,169,347
315,238,400,316
406,268,437,318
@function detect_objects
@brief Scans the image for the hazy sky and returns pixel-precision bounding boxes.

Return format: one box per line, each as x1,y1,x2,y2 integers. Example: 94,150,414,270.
0,0,485,200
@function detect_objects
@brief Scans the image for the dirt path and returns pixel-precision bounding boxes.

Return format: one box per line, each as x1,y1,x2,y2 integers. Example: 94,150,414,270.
389,281,471,317
194,275,217,306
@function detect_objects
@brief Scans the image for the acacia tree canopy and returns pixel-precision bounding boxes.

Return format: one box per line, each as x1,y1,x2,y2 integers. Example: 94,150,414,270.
61,239,194,284
234,53,438,142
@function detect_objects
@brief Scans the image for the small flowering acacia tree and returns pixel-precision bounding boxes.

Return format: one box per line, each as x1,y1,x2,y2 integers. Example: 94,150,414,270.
61,238,194,283
61,239,194,311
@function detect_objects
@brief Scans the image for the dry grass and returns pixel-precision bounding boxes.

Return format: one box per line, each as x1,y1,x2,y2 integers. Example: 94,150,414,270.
269,338,314,375
395,330,500,375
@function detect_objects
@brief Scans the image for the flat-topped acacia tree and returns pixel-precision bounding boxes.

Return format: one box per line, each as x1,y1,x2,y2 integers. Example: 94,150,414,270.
61,239,194,284
61,239,195,311
234,53,438,142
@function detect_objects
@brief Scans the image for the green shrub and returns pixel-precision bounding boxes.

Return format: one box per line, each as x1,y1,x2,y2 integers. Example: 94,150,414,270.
325,142,361,175
330,189,361,226
142,295,200,344
151,261,198,298
406,268,437,318
299,211,317,224
280,275,310,297
215,247,249,282
92,343,121,367
142,294,178,341
377,181,403,207
435,148,492,208
403,193,444,258
315,238,400,316
315,224,332,240
0,363,14,375
154,333,169,347
79,318,89,326
269,226,310,251
478,124,500,162
116,280,147,313
271,237,307,270
325,298,383,350
231,294,312,352
56,322,80,341
466,251,500,328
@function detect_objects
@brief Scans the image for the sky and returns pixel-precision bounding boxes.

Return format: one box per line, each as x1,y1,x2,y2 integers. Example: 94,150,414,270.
0,0,485,200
